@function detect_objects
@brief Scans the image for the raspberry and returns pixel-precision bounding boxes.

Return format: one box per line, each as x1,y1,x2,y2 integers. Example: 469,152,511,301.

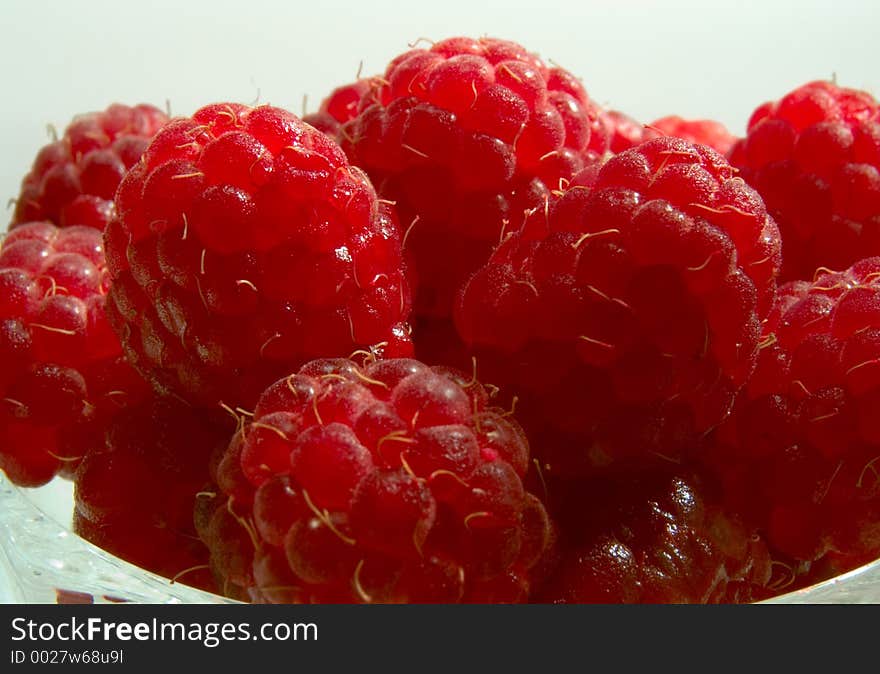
73,395,231,592
649,115,736,156
705,258,880,564
105,103,413,410
304,80,372,137
599,110,736,155
728,80,880,281
0,222,147,487
539,466,772,603
455,136,781,475
599,109,648,154
339,36,607,323
12,104,168,231
199,357,555,603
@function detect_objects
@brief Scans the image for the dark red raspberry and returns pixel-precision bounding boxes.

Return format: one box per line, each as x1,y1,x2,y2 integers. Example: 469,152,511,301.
304,80,372,137
705,258,880,564
599,110,736,156
339,36,607,323
540,466,772,603
728,80,880,281
12,104,168,231
105,103,413,410
73,395,232,592
455,136,781,476
200,357,555,604
0,222,147,487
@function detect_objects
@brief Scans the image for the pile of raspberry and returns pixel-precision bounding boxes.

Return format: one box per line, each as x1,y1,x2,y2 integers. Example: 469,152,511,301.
2,36,880,604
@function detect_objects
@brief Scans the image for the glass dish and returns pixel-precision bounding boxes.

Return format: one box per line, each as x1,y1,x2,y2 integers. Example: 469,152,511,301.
0,471,233,604
2,469,879,604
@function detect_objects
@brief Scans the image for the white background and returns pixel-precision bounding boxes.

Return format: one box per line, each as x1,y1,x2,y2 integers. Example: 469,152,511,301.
1,0,878,216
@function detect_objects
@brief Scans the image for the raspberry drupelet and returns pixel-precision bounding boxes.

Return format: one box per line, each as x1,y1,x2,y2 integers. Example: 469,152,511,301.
12,103,168,232
728,80,880,281
199,357,556,604
706,258,880,565
540,465,772,604
105,103,413,410
0,222,147,487
73,395,231,592
455,136,782,476
338,36,608,323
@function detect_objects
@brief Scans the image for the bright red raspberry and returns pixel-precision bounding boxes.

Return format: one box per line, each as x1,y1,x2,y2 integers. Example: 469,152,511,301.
199,357,555,604
105,103,413,410
0,222,147,487
599,110,736,155
706,258,880,564
728,80,880,281
304,80,372,137
540,466,772,603
455,136,781,476
599,109,650,154
649,115,736,156
12,104,168,231
73,396,232,592
339,36,607,323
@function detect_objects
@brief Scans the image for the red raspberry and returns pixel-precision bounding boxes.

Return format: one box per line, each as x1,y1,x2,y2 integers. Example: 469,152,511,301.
105,103,413,410
706,258,880,563
12,104,168,231
599,110,736,155
0,222,146,487
599,109,650,154
73,396,232,592
728,80,880,281
339,36,607,323
304,80,372,137
199,357,555,604
455,136,781,475
649,115,736,156
540,466,772,603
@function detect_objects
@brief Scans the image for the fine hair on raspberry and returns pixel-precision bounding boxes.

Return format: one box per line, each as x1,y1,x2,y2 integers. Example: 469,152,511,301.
12,103,168,232
337,36,608,325
455,136,782,475
728,80,880,281
0,221,146,487
705,257,880,565
199,356,555,603
105,102,414,410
